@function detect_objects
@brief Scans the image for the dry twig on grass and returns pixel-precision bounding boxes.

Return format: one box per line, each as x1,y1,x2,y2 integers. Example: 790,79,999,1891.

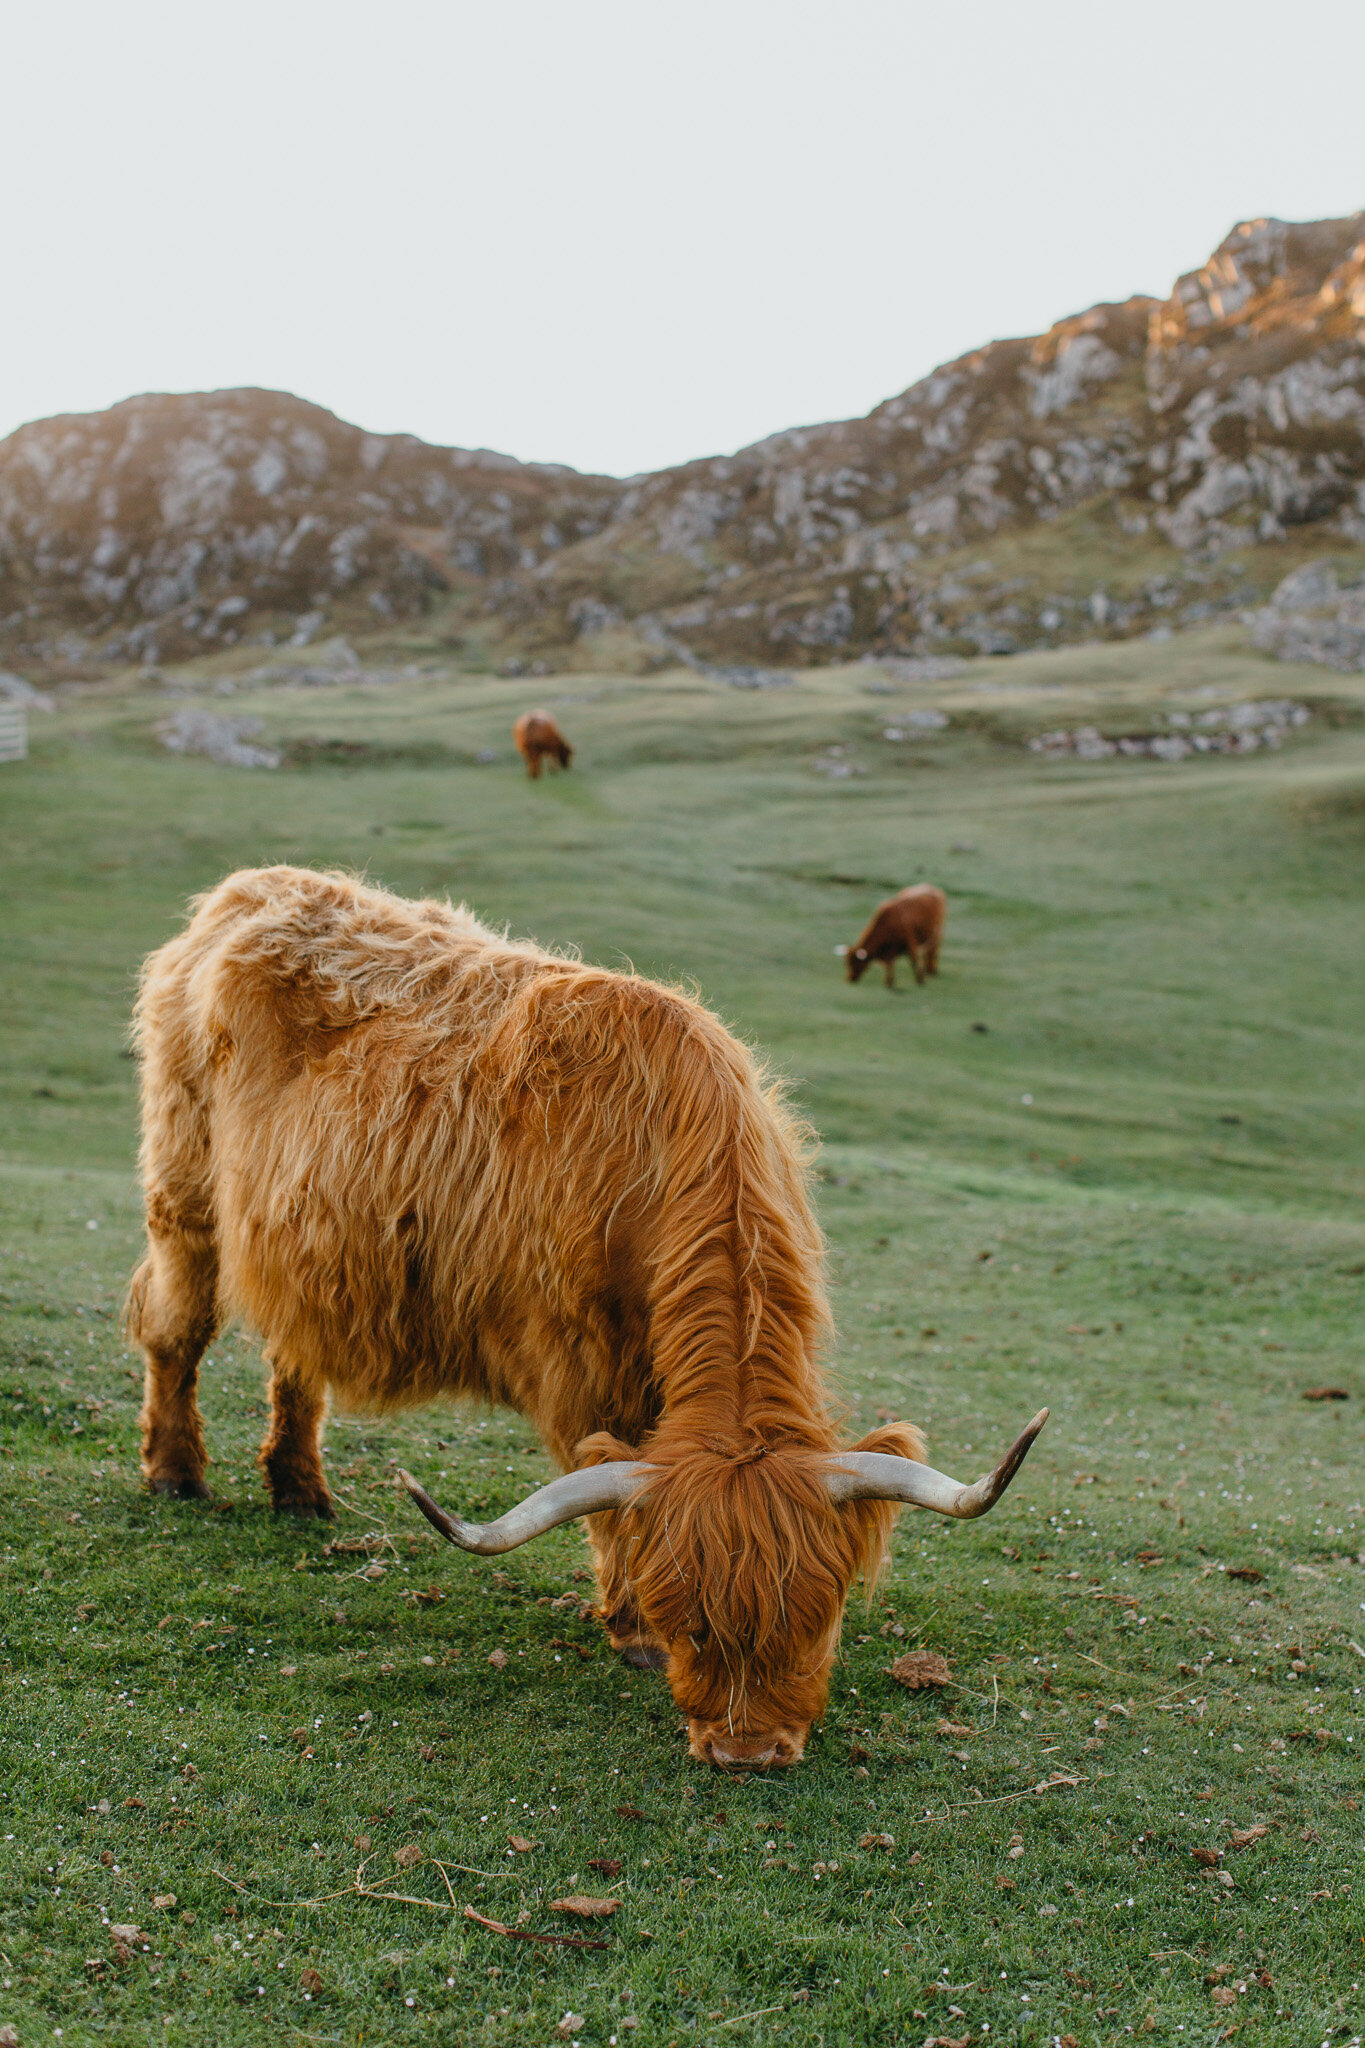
463,1905,609,1952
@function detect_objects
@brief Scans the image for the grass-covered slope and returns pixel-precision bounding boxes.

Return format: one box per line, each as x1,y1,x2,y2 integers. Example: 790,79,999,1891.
1,628,1363,2046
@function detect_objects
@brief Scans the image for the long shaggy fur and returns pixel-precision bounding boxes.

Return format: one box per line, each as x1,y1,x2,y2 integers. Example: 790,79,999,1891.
127,865,923,1755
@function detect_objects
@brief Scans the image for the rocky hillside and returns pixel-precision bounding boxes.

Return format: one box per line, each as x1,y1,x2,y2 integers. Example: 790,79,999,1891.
0,394,620,670
3,211,1363,676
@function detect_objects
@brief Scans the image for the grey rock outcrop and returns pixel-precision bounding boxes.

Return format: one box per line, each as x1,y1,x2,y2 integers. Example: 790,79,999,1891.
1248,564,1365,671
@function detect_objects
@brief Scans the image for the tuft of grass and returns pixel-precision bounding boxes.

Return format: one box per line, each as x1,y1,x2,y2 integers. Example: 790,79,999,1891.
1,627,1364,2044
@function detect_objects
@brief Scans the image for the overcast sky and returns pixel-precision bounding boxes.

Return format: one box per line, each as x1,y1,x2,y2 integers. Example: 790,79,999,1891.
5,0,1362,478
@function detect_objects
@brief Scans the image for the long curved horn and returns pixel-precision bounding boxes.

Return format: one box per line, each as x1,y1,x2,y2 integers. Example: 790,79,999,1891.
823,1408,1049,1519
397,1461,652,1556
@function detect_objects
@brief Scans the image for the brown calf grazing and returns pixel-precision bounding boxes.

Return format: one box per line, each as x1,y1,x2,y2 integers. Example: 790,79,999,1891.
513,710,573,778
126,866,1042,1767
840,883,946,989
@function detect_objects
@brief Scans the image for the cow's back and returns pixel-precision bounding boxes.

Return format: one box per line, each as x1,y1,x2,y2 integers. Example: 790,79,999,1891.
514,710,564,749
133,866,824,1442
893,884,946,942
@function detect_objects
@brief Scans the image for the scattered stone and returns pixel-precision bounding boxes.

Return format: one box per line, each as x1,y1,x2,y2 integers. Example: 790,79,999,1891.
712,664,795,690
882,709,949,740
158,711,281,769
1029,701,1309,762
812,746,867,779
863,656,967,683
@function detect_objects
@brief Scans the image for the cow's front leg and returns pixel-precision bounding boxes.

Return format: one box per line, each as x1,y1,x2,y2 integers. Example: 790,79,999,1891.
259,1361,333,1517
584,1509,669,1671
882,953,898,990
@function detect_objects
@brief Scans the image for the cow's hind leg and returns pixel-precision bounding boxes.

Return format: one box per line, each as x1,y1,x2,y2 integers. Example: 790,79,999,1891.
907,936,927,985
259,1358,333,1518
127,1212,218,1499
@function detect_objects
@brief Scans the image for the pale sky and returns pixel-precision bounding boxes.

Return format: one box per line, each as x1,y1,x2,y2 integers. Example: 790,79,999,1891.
5,0,1363,478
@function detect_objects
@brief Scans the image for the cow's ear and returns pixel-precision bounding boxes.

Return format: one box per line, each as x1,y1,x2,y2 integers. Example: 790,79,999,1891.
847,1419,927,1463
855,948,868,960
576,1428,641,1466
833,944,849,957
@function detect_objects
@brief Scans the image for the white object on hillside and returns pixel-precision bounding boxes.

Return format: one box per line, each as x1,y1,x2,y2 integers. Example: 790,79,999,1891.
0,671,55,712
0,705,27,762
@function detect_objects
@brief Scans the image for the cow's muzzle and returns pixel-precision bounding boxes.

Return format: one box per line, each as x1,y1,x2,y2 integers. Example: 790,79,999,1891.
689,1723,806,1770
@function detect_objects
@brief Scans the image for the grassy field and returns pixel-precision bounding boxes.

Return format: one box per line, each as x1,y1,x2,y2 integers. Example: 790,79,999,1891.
1,626,1363,2047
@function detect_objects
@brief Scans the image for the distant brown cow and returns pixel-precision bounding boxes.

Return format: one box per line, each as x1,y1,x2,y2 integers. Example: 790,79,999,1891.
513,710,573,779
840,884,946,989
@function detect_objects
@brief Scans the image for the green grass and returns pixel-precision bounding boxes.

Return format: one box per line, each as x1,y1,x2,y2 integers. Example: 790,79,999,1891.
1,628,1364,2046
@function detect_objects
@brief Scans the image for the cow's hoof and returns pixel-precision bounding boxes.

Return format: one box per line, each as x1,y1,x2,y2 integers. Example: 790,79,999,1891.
619,1643,668,1672
272,1492,335,1520
148,1474,212,1501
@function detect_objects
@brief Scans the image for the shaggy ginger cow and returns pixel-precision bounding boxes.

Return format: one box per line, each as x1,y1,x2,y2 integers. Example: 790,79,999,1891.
840,883,946,989
127,866,1043,1767
513,710,573,778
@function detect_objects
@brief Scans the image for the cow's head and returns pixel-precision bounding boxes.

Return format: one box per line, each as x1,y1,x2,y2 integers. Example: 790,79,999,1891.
399,1409,1047,1767
842,945,870,983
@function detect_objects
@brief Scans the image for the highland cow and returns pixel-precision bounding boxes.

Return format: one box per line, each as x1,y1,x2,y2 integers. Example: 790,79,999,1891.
513,710,573,778
127,866,1042,1767
840,883,946,989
